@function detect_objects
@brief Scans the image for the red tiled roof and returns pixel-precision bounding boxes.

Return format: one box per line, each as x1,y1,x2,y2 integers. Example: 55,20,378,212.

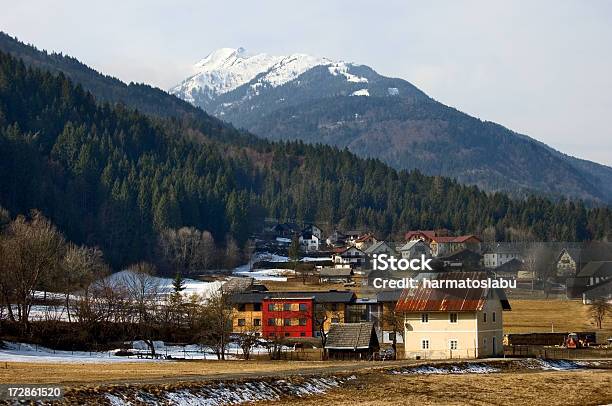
395,271,500,312
405,230,437,240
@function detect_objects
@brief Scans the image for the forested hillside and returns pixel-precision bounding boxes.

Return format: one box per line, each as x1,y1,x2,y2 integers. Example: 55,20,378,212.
170,47,612,203
1,51,611,269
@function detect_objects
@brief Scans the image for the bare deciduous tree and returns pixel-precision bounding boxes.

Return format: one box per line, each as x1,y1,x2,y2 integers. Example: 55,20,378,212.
590,299,611,329
197,291,233,360
123,262,162,355
0,211,66,331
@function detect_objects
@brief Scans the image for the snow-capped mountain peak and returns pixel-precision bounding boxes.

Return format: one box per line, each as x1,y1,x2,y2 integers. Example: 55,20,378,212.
171,48,336,102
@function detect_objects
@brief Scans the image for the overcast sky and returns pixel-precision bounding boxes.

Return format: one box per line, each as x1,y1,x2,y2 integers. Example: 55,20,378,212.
2,1,611,166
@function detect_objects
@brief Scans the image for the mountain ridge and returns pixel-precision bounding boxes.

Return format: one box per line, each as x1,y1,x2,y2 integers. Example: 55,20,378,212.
170,48,612,203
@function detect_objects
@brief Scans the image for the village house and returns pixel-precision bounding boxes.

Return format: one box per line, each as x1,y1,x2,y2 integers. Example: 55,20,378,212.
483,243,522,268
396,272,511,359
351,233,378,250
326,230,347,248
404,229,450,244
430,235,482,257
229,290,356,337
332,246,367,268
262,297,314,338
299,229,320,251
302,223,323,240
398,240,431,260
556,247,581,277
364,240,397,257
319,267,354,284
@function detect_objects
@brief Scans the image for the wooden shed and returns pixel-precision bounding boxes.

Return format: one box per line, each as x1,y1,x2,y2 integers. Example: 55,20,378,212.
325,322,379,360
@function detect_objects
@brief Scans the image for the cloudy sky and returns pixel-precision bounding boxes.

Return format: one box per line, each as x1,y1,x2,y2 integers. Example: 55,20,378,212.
3,1,612,165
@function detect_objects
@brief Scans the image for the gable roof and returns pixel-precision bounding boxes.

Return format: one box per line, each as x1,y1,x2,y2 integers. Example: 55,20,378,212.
431,235,481,244
326,322,378,350
364,241,394,254
229,290,356,304
376,289,404,302
395,271,511,312
577,261,612,278
398,240,428,251
493,258,524,274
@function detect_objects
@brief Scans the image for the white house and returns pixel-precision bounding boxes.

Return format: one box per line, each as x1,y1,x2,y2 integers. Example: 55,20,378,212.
299,231,320,251
332,246,367,268
398,240,431,260
483,244,522,268
396,271,511,359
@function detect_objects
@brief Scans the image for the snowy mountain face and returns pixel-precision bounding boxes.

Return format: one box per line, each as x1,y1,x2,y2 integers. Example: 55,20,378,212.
171,48,336,103
168,48,407,114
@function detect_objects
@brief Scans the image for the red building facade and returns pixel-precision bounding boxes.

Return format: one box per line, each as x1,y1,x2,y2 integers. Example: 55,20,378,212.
262,297,314,338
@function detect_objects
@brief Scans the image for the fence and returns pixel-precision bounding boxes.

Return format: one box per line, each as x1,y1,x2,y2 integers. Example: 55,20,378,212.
504,345,612,359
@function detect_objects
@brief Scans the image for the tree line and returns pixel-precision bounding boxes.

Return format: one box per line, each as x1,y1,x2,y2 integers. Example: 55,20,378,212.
0,50,611,270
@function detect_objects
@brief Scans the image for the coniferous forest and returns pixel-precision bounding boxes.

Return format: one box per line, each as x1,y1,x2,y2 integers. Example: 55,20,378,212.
1,50,611,269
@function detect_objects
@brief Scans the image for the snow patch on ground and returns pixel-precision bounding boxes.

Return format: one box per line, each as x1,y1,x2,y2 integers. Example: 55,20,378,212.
351,88,370,97
328,63,368,83
103,376,346,405
391,363,500,375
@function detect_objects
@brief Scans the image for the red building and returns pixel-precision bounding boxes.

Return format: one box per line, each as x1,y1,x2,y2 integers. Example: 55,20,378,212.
262,297,314,338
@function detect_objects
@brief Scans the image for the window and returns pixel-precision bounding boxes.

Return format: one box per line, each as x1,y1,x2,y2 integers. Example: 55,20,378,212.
237,318,246,326
449,340,458,350
449,313,458,323
283,303,292,311
421,339,430,349
388,332,396,342
483,337,488,350
268,304,275,311
254,303,261,311
421,313,429,323
238,304,246,311
299,303,308,312
331,317,340,324
492,312,496,323
253,318,261,326
299,318,307,326
483,312,487,323
331,303,339,311
284,318,291,326
267,318,276,326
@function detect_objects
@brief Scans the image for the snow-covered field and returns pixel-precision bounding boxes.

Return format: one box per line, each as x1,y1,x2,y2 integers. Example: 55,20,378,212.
0,341,272,363
230,251,332,281
107,270,223,299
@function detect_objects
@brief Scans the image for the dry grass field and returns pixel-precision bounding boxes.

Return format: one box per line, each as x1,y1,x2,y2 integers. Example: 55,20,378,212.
278,369,612,406
0,359,389,386
504,299,612,342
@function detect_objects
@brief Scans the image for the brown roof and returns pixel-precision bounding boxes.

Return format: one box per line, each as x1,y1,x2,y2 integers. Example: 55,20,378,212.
431,235,481,244
395,271,510,312
326,322,378,350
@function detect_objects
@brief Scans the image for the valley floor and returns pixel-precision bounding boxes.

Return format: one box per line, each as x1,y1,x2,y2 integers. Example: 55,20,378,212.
278,369,612,406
